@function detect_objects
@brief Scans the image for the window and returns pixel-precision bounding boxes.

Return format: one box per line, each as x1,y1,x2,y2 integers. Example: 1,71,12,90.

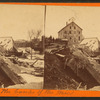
79,36,80,41
70,37,72,40
64,31,67,34
63,34,67,38
74,26,76,29
64,36,67,38
69,31,71,34
70,26,71,29
79,31,80,34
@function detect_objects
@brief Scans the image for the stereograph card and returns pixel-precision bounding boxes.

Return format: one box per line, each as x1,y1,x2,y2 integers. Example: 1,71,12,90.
0,3,99,97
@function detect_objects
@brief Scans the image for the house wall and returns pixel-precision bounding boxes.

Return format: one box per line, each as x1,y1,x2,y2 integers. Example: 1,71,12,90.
58,22,84,45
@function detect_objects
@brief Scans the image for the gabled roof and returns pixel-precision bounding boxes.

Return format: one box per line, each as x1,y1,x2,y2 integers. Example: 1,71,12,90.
58,21,82,33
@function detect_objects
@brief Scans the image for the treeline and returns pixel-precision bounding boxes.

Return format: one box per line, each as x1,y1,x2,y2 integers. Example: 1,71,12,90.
14,36,44,53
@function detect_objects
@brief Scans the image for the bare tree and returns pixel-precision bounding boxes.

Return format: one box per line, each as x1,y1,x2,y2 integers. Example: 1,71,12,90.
35,30,42,39
28,30,34,60
28,29,41,60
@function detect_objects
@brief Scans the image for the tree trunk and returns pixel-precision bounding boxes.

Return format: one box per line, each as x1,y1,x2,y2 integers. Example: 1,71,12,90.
30,41,32,60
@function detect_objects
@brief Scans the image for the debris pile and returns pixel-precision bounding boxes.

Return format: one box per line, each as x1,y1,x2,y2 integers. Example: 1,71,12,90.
45,42,100,90
44,52,82,90
0,44,44,89
0,55,25,87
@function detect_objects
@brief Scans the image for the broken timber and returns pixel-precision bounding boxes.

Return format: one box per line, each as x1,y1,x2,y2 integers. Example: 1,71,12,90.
55,51,100,86
0,62,25,86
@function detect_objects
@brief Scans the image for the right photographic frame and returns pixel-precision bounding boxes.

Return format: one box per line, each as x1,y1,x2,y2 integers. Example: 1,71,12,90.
44,5,100,91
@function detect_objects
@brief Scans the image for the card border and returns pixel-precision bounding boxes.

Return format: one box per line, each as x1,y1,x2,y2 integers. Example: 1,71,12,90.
0,2,100,97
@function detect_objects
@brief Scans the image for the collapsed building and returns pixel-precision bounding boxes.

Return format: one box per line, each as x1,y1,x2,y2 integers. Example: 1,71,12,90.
0,36,44,89
79,37,100,56
0,37,22,56
0,37,17,52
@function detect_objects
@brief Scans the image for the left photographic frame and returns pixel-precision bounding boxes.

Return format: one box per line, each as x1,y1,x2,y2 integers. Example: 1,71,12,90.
0,4,44,89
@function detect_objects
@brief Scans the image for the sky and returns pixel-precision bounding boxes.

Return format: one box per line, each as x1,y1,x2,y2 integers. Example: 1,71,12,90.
1,5,100,41
0,4,44,40
45,5,100,40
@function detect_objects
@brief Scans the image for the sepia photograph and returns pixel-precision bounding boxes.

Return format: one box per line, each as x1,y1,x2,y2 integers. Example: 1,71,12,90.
1,3,100,92
0,4,44,89
44,5,100,91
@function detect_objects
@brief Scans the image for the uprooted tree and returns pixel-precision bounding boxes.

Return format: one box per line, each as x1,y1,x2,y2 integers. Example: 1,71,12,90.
28,30,42,59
